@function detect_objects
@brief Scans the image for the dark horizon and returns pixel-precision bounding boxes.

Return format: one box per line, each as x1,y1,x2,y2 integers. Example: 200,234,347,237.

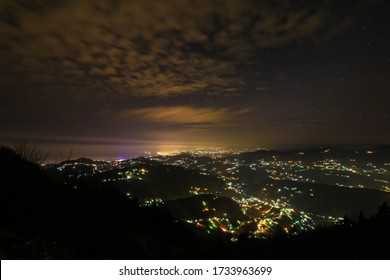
3,138,390,163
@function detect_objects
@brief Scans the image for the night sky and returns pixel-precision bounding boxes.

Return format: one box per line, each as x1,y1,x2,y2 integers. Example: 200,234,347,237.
0,0,389,159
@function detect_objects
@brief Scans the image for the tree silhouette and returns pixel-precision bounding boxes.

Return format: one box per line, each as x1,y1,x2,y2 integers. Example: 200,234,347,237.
377,202,390,217
13,139,49,165
343,214,351,227
59,147,73,162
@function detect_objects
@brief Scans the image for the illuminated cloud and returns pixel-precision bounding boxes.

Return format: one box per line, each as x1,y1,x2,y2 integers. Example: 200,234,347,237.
0,0,363,99
116,106,252,127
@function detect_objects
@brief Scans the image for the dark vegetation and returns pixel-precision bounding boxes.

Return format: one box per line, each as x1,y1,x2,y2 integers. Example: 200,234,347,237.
1,146,389,259
164,194,246,220
256,180,390,218
91,164,225,201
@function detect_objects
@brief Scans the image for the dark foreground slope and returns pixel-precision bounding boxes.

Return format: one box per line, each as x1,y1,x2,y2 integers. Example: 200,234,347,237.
1,146,389,259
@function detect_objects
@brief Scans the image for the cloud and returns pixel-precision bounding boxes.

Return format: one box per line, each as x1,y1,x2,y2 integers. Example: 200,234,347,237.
0,0,372,100
115,106,252,127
